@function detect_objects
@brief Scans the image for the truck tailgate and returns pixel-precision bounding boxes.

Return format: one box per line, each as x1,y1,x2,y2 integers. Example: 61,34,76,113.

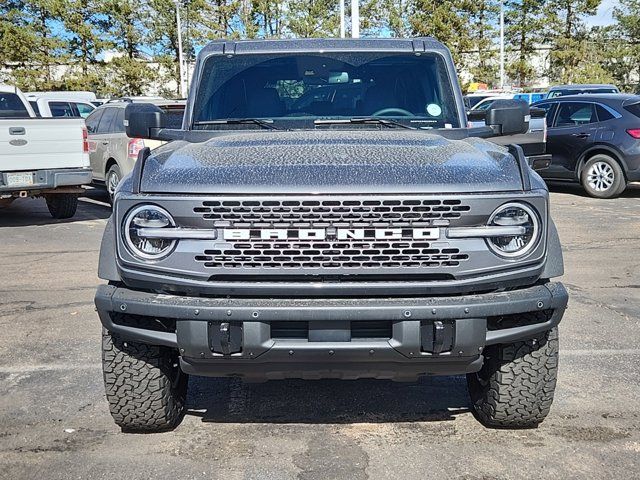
0,118,89,172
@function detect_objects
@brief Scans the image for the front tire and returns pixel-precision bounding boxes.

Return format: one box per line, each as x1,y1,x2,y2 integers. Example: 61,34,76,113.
581,155,625,198
45,193,78,219
467,327,559,428
102,329,188,433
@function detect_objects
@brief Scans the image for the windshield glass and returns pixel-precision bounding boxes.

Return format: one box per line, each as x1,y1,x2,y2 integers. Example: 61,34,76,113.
192,52,459,129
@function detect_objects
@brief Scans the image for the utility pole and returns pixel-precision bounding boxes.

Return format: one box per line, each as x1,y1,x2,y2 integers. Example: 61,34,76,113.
499,0,505,90
339,0,345,38
351,0,359,38
175,0,187,98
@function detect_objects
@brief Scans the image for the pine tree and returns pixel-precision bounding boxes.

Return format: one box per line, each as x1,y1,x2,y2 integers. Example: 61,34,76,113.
285,0,340,38
505,0,545,87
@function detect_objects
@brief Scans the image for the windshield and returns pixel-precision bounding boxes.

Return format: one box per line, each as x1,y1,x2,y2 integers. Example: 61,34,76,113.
192,52,460,129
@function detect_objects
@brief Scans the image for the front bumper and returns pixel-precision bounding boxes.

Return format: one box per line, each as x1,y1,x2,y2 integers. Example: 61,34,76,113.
95,282,567,381
0,167,92,193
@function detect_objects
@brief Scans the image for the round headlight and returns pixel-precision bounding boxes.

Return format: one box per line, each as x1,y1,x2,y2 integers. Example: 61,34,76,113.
487,202,540,258
123,205,176,260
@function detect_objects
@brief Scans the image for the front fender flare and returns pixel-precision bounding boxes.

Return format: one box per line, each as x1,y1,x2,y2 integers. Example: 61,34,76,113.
98,216,121,282
541,218,564,279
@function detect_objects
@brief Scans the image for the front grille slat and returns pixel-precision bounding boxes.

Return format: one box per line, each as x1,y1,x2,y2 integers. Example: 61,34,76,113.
193,197,472,271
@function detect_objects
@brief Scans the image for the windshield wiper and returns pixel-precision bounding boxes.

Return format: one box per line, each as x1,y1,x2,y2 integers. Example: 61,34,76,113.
314,117,416,130
194,118,280,130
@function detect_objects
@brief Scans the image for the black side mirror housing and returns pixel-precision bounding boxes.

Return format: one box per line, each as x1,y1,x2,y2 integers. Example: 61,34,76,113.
485,99,530,136
124,103,166,140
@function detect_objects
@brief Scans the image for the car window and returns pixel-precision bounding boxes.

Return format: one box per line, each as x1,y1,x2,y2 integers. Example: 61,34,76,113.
96,107,118,134
554,102,596,127
474,99,497,111
75,102,95,118
85,109,104,134
113,108,125,133
29,100,40,116
49,101,76,117
623,102,640,118
595,105,616,122
0,92,30,118
534,102,557,127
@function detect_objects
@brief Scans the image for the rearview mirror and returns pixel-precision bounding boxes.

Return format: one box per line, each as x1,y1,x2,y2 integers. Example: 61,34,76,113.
485,99,530,136
124,103,166,140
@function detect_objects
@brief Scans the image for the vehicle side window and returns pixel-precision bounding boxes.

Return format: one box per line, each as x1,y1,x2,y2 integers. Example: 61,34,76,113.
534,102,557,127
75,102,95,118
113,108,125,133
554,102,596,127
49,101,76,117
85,109,104,134
29,100,40,116
595,105,616,122
0,92,30,118
96,107,118,134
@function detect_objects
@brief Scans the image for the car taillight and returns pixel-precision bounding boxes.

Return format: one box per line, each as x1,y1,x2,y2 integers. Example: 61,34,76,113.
128,138,145,160
82,127,89,153
626,129,640,139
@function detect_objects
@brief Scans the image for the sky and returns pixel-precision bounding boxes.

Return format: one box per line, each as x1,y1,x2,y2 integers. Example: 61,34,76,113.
588,0,619,26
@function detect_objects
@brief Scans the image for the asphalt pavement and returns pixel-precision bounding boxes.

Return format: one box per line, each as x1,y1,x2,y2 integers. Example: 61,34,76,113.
0,185,639,480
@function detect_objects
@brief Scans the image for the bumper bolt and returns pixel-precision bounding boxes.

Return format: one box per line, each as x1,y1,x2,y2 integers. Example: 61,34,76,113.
537,301,544,309
119,304,127,312
194,309,200,316
403,310,411,318
369,349,374,355
252,311,259,318
328,350,335,356
431,308,437,315
226,310,232,316
288,350,294,355
464,308,469,314
180,348,185,354
200,352,205,358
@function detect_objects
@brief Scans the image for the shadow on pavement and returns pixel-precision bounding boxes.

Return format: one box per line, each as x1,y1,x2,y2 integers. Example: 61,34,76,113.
187,375,471,424
0,186,111,227
547,181,640,198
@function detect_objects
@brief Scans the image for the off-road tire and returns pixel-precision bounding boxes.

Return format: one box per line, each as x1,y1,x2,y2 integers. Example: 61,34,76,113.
102,328,188,433
580,155,625,199
467,327,559,429
45,193,78,219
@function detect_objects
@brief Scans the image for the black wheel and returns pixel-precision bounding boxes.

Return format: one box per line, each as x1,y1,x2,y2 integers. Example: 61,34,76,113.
45,193,78,219
106,164,122,204
467,327,559,429
580,155,625,199
102,328,188,433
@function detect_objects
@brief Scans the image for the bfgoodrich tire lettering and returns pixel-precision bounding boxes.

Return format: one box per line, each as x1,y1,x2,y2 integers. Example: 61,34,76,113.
102,328,187,432
467,327,559,428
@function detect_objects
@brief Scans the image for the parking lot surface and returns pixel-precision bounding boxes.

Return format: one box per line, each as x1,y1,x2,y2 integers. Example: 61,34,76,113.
0,185,639,480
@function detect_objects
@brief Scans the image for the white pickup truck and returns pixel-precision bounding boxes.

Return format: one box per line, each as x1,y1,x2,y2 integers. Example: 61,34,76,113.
0,84,92,218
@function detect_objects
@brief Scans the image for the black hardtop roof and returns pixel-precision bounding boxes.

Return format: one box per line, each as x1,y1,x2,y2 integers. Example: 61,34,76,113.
197,37,449,57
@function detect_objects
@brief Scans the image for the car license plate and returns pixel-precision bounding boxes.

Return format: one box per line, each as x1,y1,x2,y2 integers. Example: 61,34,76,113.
6,172,34,187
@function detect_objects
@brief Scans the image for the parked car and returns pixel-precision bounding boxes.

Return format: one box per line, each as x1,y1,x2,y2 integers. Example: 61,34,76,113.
84,99,185,201
0,84,91,218
26,94,95,118
532,94,640,198
545,84,620,99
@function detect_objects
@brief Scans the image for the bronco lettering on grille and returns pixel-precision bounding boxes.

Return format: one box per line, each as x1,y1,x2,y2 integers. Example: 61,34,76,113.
223,228,440,241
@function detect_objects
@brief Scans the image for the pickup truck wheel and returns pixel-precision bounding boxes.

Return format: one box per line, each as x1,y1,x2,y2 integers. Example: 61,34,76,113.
45,194,78,219
102,328,188,433
580,155,625,198
467,327,559,429
106,164,121,203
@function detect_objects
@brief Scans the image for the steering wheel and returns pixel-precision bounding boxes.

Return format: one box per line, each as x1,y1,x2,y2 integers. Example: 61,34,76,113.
372,107,413,117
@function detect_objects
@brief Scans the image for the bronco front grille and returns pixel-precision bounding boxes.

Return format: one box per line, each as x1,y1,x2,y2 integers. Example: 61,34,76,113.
193,198,471,228
195,239,469,269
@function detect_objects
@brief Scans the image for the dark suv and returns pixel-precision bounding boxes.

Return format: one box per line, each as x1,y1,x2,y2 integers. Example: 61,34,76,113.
533,94,640,198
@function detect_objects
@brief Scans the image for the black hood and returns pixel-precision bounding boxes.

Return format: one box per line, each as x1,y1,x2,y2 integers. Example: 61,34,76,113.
141,130,524,194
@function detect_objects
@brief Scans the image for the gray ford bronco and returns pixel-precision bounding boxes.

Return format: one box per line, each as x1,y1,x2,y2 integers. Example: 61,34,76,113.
95,38,567,432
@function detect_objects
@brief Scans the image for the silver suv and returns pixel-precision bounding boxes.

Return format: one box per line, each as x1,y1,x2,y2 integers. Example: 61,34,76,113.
85,99,185,200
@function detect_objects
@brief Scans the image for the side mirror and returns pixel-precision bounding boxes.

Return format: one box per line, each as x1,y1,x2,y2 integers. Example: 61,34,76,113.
485,99,530,136
124,103,166,140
